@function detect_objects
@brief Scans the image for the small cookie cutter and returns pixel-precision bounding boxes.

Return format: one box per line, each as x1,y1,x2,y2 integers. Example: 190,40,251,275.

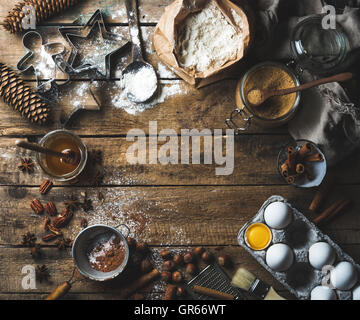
17,31,70,100
58,9,131,79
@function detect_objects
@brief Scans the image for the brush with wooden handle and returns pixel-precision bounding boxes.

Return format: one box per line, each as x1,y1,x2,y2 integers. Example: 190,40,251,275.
231,268,285,300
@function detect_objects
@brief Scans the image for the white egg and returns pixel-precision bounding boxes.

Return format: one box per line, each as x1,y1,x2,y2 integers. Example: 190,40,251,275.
266,243,294,272
311,286,337,300
309,242,336,270
352,284,360,300
330,261,358,290
264,201,292,229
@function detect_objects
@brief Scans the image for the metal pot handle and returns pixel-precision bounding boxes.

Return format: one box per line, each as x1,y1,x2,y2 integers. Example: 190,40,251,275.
115,224,130,239
225,108,252,133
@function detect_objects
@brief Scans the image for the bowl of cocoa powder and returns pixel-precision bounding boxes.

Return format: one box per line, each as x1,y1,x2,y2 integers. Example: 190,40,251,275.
72,224,130,281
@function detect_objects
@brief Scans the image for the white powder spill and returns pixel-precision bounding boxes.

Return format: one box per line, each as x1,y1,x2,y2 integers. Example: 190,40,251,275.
32,46,57,79
111,77,187,115
176,1,244,73
111,7,127,20
157,62,176,78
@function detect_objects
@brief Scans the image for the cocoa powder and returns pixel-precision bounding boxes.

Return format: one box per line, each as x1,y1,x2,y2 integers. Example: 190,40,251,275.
87,235,126,273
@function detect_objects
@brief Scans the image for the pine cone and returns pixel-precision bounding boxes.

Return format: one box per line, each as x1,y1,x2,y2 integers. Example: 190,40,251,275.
4,0,79,33
0,62,49,124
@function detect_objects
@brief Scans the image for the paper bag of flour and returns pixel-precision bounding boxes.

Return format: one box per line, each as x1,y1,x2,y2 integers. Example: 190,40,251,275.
153,0,252,88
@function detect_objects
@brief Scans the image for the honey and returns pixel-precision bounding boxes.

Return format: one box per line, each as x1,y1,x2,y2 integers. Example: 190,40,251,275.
45,136,81,176
37,130,87,181
245,223,272,251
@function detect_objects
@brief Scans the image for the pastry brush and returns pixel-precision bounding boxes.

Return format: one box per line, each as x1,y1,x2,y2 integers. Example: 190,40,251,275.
231,268,285,300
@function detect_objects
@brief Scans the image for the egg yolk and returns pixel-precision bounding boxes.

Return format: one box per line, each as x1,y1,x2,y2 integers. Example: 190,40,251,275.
245,223,272,250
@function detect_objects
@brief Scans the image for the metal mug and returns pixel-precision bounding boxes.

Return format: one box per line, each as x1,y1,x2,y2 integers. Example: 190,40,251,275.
72,224,130,281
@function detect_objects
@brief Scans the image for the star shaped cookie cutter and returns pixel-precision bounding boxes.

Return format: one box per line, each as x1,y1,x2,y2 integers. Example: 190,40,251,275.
16,31,70,101
58,9,131,79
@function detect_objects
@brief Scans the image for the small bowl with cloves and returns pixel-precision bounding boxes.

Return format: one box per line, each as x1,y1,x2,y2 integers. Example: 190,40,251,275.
277,139,327,188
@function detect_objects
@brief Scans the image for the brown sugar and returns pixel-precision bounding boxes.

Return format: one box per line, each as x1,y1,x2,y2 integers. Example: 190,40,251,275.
244,65,296,120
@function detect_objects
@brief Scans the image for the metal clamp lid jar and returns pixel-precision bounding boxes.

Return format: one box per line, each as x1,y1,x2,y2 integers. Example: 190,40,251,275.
290,15,349,75
226,62,301,133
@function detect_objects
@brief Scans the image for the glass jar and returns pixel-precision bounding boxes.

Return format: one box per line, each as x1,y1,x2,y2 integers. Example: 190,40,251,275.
36,129,88,182
290,15,349,75
227,62,301,131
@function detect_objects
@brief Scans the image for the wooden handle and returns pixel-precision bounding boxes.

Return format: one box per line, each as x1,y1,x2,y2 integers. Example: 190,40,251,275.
264,287,286,300
273,72,353,97
45,281,71,300
193,285,235,300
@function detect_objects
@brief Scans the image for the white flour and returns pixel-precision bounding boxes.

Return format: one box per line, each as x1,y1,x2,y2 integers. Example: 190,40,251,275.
121,65,157,102
176,1,244,73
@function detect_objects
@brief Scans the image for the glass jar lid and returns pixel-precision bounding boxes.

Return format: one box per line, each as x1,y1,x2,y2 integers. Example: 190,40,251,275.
290,15,349,75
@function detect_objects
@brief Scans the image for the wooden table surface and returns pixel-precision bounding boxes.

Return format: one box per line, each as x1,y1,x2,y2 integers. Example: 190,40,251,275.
0,0,360,300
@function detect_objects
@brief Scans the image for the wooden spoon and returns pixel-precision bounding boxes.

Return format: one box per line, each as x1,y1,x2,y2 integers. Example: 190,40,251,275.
247,72,353,107
15,140,80,165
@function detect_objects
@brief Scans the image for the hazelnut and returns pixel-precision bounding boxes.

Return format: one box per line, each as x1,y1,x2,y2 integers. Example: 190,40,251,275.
172,271,183,283
140,259,153,273
161,271,172,282
162,260,176,272
218,254,231,268
126,237,137,249
173,253,184,265
176,286,185,297
193,246,205,256
201,251,214,263
183,252,193,264
160,250,171,260
136,242,149,253
185,263,197,276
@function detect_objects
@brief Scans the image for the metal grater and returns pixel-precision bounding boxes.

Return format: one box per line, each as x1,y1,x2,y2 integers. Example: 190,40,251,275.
187,264,247,300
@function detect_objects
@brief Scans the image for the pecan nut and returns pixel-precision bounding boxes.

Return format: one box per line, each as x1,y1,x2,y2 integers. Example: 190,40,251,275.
42,233,58,242
48,224,62,236
39,179,53,195
30,199,43,214
44,201,57,216
43,216,50,231
53,208,73,228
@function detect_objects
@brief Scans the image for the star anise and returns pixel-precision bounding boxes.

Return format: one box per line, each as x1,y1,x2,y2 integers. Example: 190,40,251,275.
91,171,104,187
35,265,50,283
18,158,35,174
21,232,37,247
55,238,72,250
64,195,82,212
82,198,93,212
89,149,103,165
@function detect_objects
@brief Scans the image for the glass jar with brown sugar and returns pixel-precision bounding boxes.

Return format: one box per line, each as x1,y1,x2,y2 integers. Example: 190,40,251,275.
228,62,301,131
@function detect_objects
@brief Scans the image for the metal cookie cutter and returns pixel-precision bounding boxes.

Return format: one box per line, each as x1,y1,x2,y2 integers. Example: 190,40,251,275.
17,31,70,101
225,109,253,133
58,9,131,79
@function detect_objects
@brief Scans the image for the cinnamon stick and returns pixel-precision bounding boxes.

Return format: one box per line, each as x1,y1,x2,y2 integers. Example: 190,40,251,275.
296,163,305,174
313,199,352,225
297,142,313,161
305,152,324,162
119,269,160,299
287,146,297,172
309,173,335,212
280,161,290,178
192,285,235,300
163,284,177,300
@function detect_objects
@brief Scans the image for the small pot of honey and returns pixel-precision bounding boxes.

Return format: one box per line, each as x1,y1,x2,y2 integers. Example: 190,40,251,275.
36,129,88,181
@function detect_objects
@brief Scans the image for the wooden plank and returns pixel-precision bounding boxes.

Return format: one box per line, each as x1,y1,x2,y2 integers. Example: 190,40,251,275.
0,245,307,298
1,136,360,186
0,0,173,25
1,185,360,247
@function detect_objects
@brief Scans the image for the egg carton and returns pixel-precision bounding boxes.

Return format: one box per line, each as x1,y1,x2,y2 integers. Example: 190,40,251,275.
237,195,360,300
